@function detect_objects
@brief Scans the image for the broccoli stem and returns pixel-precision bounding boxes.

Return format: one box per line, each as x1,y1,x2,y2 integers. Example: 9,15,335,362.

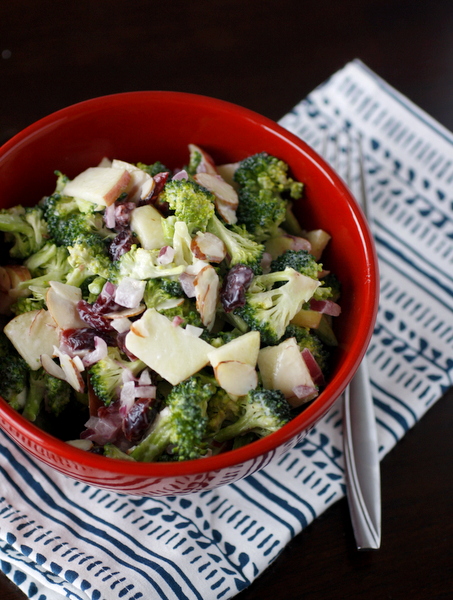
22,378,45,422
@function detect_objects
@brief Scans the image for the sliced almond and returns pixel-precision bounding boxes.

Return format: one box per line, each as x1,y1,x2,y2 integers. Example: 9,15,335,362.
41,353,66,380
215,199,237,225
193,264,219,331
194,172,238,208
191,232,227,263
207,330,260,369
47,281,86,330
214,361,258,396
58,352,85,393
189,143,217,175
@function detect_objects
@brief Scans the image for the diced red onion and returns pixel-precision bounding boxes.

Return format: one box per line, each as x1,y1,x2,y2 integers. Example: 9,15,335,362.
157,245,175,265
104,203,116,229
301,348,325,386
110,317,132,334
134,385,156,399
114,277,146,309
172,169,189,180
179,272,196,298
121,368,136,385
292,384,318,400
120,380,136,411
309,299,341,316
82,413,121,445
260,252,272,274
138,369,152,386
82,336,108,367
172,316,185,327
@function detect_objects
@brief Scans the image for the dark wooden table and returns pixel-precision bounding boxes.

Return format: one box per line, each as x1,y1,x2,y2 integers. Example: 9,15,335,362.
1,1,452,598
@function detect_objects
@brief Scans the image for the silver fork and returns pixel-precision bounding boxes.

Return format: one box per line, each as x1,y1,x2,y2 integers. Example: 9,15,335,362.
322,129,381,550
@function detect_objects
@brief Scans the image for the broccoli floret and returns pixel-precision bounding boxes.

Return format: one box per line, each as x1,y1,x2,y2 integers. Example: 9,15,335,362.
12,243,73,297
10,295,46,315
22,368,45,422
143,277,184,310
270,249,322,280
0,206,48,259
136,161,171,177
24,242,70,277
65,238,113,288
89,347,147,406
22,368,73,422
114,245,185,282
159,178,215,234
214,387,292,443
207,214,264,274
200,327,243,347
130,374,217,462
320,272,341,302
234,152,303,241
42,191,111,247
234,268,318,345
43,373,73,417
184,147,203,176
206,388,240,436
159,298,204,329
282,324,330,373
0,335,30,410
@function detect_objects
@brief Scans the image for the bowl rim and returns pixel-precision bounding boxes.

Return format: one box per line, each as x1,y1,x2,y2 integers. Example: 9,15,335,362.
0,90,379,478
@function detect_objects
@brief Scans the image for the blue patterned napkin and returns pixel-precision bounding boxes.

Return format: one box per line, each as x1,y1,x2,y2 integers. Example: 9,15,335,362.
1,60,452,600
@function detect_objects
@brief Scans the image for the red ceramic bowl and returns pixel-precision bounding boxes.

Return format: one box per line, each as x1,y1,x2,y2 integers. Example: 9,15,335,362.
0,92,379,496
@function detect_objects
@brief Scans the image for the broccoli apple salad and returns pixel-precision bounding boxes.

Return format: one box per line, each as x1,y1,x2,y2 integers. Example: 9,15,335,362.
0,145,341,462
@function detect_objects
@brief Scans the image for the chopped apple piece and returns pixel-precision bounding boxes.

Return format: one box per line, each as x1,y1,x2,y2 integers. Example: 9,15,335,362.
214,361,258,396
207,330,260,369
257,337,318,407
303,229,331,260
63,167,132,207
125,309,212,385
130,204,167,250
216,162,240,189
264,233,312,260
4,309,59,370
290,308,323,329
46,281,86,330
193,264,219,331
111,159,154,202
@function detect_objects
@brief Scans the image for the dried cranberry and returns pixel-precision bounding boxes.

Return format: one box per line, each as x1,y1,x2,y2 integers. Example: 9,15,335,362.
77,299,115,332
109,230,135,261
61,327,117,351
93,281,122,315
117,331,138,360
220,264,254,312
114,200,136,230
122,398,151,442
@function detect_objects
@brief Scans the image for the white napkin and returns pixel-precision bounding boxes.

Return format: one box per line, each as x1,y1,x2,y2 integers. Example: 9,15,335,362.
1,60,452,600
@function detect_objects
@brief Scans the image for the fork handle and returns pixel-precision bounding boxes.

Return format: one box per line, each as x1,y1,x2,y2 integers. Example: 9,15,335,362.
343,358,381,549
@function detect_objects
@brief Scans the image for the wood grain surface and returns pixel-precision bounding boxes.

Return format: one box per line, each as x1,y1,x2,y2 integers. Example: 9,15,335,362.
1,1,452,598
